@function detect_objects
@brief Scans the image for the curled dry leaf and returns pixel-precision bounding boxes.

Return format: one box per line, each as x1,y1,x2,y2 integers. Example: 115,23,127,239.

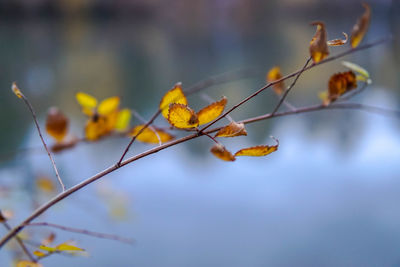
197,96,227,125
309,21,329,63
129,124,174,144
321,71,357,105
160,83,187,119
46,107,69,142
350,3,371,48
11,82,23,99
215,121,247,138
235,137,279,157
327,32,348,46
267,66,285,95
41,233,56,246
16,261,43,267
168,103,199,129
210,144,236,161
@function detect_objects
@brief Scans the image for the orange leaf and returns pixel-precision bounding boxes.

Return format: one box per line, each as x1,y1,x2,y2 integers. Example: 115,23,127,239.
197,97,227,125
326,71,357,104
85,116,110,141
16,261,43,267
129,124,174,144
350,3,371,48
11,82,23,99
327,32,348,46
46,107,69,142
235,145,278,157
215,121,247,138
210,144,236,161
309,21,329,63
266,66,285,95
33,250,46,257
168,104,199,129
160,83,187,119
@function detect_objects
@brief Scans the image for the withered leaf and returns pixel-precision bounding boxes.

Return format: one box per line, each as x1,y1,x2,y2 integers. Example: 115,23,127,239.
129,124,174,144
51,138,78,153
322,71,357,105
46,107,69,142
12,82,23,99
215,121,247,138
168,103,199,129
197,96,227,125
350,3,371,48
267,66,285,95
235,145,278,157
327,32,348,46
309,21,329,63
160,83,187,119
210,144,236,161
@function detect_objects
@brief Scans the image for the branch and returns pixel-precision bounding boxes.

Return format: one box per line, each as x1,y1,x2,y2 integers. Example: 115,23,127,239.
2,221,36,262
0,38,391,249
27,222,134,245
12,83,66,192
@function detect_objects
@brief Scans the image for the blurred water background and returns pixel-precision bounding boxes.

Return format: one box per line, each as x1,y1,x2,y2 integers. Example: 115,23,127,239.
0,0,400,266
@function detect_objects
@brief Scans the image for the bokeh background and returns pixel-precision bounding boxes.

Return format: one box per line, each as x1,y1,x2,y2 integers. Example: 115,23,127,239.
0,0,399,266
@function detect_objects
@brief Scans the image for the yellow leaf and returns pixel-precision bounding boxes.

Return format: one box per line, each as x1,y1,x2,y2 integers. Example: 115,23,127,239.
56,243,85,252
46,107,69,142
350,3,371,48
12,82,23,99
33,250,46,257
160,83,187,119
36,176,55,193
210,144,236,161
341,61,370,79
327,32,348,46
16,260,43,267
197,97,227,125
85,116,110,141
215,121,247,138
98,96,120,116
129,125,174,144
76,92,98,111
168,104,199,129
115,109,131,132
309,21,329,63
39,244,57,252
266,66,285,95
235,145,278,157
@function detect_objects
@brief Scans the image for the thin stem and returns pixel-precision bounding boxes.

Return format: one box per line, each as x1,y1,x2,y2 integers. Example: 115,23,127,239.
15,85,66,191
27,222,134,245
116,68,256,165
131,110,162,146
2,222,36,262
0,38,391,249
271,57,312,114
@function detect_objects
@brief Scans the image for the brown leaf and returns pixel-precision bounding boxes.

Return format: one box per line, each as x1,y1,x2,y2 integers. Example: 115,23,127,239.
50,137,79,153
266,66,285,95
215,121,247,138
327,32,348,46
309,21,329,63
210,144,236,161
350,3,371,48
46,107,69,142
324,71,357,105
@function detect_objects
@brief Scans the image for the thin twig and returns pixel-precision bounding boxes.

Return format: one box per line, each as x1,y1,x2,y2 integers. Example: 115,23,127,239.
0,38,390,249
13,84,66,191
271,57,312,114
2,221,36,262
116,68,256,165
26,222,134,245
131,110,163,146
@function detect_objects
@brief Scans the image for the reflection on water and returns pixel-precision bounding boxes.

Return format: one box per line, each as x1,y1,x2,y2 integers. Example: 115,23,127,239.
0,1,400,266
